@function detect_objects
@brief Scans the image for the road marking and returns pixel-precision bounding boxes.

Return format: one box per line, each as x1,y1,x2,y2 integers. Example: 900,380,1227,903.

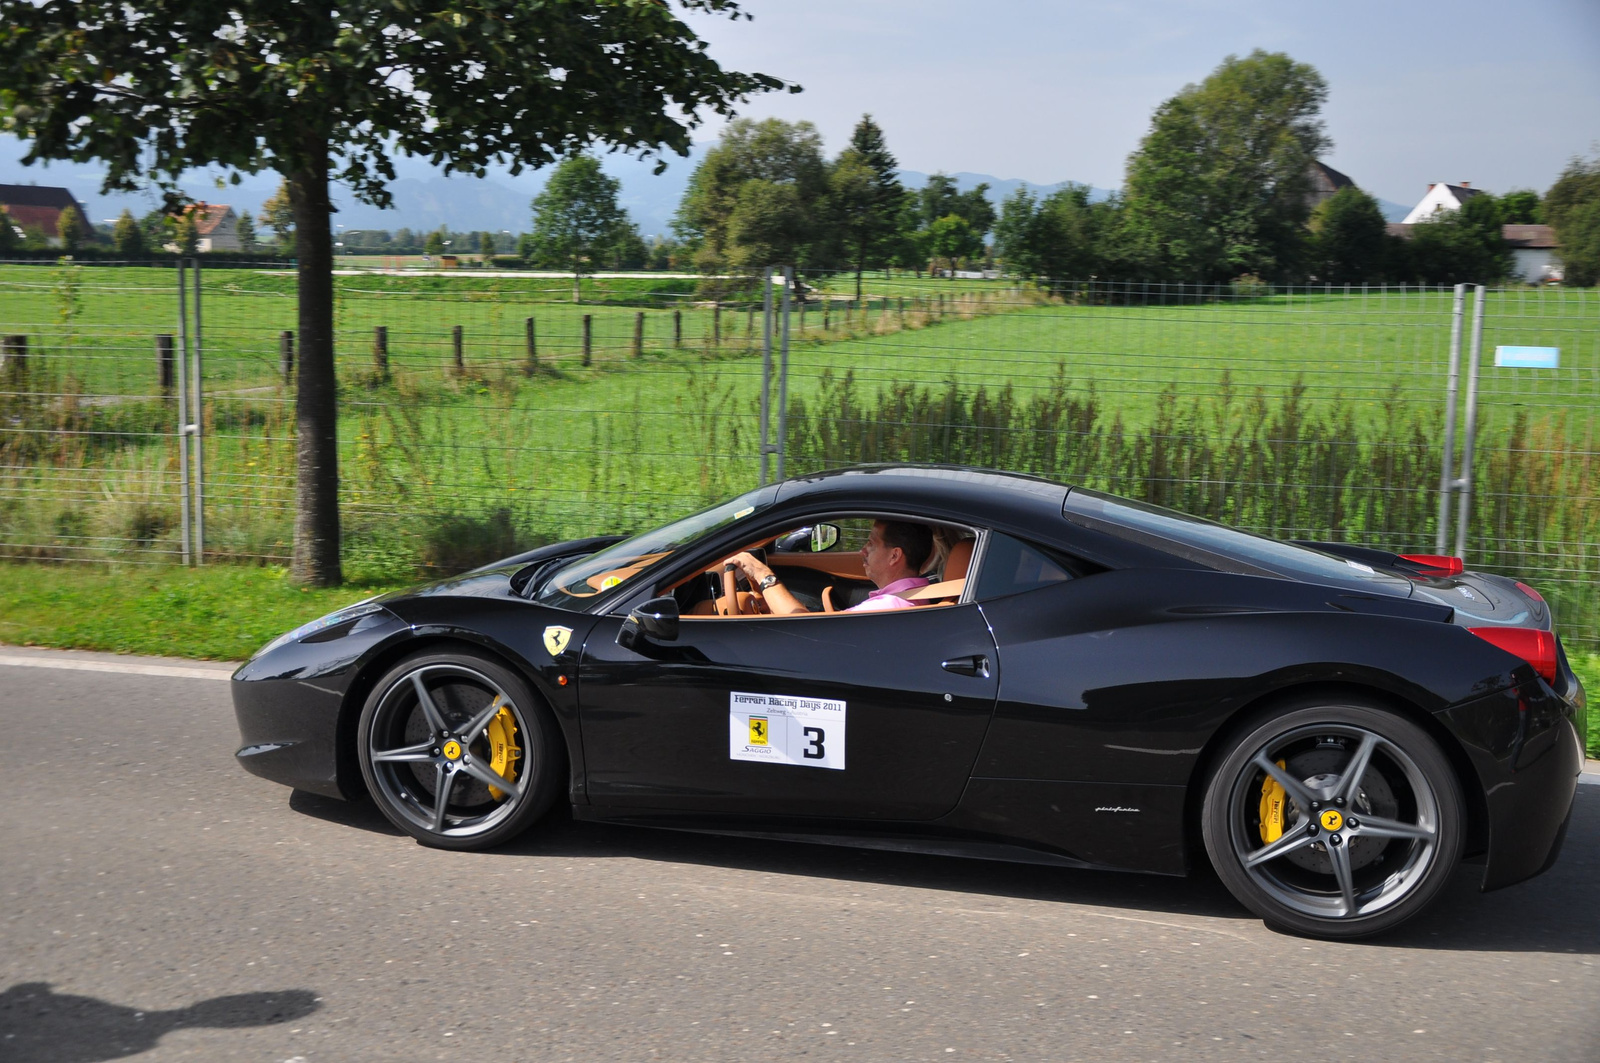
0,654,233,681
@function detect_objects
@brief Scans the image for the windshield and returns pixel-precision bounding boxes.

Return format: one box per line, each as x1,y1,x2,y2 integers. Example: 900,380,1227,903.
533,485,778,607
1064,488,1411,595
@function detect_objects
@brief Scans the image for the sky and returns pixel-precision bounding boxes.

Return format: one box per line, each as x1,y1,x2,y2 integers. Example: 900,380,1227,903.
3,0,1597,229
683,0,1600,206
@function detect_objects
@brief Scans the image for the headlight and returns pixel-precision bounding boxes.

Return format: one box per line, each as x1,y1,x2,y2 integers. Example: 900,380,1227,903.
251,598,388,660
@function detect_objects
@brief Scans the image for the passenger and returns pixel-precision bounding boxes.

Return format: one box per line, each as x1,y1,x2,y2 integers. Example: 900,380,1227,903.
725,520,934,615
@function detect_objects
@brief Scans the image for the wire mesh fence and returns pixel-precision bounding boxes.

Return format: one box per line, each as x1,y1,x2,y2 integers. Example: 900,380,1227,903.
1,260,1595,647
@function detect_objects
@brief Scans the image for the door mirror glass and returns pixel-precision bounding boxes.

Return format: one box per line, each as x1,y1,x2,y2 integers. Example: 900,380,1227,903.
810,523,840,552
617,596,680,650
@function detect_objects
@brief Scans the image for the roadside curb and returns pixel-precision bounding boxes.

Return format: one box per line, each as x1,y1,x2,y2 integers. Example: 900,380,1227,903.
0,643,239,680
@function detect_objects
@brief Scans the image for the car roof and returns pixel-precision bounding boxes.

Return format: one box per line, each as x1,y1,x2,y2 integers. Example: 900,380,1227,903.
773,465,1073,538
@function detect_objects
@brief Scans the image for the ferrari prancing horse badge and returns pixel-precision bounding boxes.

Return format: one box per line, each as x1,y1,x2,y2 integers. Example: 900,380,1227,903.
543,625,574,656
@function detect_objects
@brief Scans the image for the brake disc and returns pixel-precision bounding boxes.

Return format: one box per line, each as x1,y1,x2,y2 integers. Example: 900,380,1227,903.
1279,745,1399,874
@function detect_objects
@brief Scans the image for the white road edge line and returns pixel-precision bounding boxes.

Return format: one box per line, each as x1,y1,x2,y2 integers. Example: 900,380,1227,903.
0,654,233,681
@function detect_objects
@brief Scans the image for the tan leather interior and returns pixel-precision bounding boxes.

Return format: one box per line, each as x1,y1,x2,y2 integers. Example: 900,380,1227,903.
943,539,975,582
903,577,965,601
821,586,837,613
766,552,868,580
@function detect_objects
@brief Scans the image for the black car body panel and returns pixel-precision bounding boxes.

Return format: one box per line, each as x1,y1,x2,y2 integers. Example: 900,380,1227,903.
232,466,1584,894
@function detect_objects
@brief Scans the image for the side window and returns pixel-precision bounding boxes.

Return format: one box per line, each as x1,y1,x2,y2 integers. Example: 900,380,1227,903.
974,533,1073,600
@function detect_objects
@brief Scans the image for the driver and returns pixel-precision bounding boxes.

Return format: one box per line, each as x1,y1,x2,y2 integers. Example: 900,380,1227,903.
725,520,934,616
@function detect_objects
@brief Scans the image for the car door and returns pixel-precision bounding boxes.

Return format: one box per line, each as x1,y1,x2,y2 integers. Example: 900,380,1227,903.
576,602,999,822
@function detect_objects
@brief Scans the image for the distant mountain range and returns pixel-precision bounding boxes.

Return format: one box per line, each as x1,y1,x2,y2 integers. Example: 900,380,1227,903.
1,135,1412,236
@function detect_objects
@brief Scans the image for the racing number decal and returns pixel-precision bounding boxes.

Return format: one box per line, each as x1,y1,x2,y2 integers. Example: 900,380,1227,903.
729,692,845,770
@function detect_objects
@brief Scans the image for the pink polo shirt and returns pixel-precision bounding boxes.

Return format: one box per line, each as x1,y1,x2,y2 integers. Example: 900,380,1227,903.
846,576,928,613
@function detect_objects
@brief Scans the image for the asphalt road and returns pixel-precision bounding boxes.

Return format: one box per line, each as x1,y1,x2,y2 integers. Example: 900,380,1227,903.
1,646,1596,1063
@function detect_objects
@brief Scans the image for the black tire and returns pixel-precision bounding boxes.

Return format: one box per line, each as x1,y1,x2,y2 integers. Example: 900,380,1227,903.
357,649,563,850
1201,698,1464,940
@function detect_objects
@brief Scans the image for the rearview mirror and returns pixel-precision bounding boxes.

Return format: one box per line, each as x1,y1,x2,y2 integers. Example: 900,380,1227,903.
617,596,679,650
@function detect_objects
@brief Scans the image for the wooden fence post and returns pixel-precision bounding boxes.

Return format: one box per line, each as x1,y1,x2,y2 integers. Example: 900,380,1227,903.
1,334,26,388
633,311,645,359
279,330,294,385
823,301,830,332
673,310,682,347
373,325,388,380
712,304,721,347
155,334,175,393
525,316,538,374
582,314,592,366
451,325,464,373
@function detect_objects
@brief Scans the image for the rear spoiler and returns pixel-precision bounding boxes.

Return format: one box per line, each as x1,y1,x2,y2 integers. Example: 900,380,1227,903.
1293,541,1463,577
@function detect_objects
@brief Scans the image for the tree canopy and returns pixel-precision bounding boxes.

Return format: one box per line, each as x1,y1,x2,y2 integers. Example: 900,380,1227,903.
994,184,1107,287
524,154,642,296
1121,50,1329,284
1545,156,1600,287
828,114,908,298
0,0,788,584
674,117,828,276
1311,186,1393,283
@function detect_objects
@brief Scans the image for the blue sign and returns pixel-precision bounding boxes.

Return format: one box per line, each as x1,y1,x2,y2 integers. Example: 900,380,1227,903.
1495,346,1560,368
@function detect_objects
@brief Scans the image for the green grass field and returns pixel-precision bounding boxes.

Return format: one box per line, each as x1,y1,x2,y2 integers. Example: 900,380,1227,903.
1,264,1596,645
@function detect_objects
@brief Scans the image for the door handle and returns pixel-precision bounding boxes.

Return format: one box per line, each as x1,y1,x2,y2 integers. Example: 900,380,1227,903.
941,654,990,678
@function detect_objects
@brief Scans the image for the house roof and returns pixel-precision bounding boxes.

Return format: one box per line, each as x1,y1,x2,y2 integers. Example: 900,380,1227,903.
1503,224,1557,249
0,184,82,209
180,202,235,236
1432,183,1483,205
1310,161,1354,190
1384,222,1559,249
0,184,86,235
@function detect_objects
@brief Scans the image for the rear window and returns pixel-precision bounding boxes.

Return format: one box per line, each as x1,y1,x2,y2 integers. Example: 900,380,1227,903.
1063,488,1411,594
974,533,1074,601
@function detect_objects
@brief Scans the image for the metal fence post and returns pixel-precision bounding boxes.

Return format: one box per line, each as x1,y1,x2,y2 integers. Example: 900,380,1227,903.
777,266,792,480
1454,285,1487,560
191,259,205,564
176,261,192,566
1436,283,1466,553
759,266,775,484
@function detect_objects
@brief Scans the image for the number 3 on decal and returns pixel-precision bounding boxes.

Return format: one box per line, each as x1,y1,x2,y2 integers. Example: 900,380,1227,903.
802,726,826,760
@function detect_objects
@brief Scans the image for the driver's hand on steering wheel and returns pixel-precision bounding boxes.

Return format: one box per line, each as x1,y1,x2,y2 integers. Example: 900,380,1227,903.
726,552,773,586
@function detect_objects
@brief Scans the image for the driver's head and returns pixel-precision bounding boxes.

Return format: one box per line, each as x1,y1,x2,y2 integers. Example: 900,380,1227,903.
862,520,933,587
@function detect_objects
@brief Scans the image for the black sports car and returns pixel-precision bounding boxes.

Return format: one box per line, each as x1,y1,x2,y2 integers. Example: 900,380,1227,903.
232,466,1586,939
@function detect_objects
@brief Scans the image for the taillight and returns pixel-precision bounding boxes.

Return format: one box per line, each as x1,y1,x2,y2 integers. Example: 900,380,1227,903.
1514,580,1545,603
1468,626,1557,684
1400,553,1464,576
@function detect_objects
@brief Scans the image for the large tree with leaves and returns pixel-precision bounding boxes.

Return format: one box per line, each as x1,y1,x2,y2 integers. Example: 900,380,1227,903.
0,0,785,585
1545,155,1600,287
674,117,827,277
1121,50,1329,284
828,114,908,299
525,154,641,301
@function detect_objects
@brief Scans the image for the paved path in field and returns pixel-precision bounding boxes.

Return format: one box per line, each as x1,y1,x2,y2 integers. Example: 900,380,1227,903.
1,645,1595,1062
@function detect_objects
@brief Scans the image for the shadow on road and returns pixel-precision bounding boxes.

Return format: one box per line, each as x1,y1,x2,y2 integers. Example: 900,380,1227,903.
286,782,1600,953
0,982,319,1063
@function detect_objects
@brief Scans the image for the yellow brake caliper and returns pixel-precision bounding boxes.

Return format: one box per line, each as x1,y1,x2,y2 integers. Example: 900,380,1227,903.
1258,759,1288,844
485,702,521,801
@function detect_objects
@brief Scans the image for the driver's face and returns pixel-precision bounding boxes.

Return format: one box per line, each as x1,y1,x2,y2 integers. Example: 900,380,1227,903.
860,523,899,588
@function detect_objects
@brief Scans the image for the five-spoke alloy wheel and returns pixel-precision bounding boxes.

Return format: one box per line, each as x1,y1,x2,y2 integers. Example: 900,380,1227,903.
358,651,561,849
1202,700,1464,939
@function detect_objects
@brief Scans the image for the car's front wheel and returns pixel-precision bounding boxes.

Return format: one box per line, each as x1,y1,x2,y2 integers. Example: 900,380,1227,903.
1202,699,1464,939
358,650,562,850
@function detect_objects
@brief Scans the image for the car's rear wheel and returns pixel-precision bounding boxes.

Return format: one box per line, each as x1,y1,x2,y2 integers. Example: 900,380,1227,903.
358,650,562,850
1201,700,1464,939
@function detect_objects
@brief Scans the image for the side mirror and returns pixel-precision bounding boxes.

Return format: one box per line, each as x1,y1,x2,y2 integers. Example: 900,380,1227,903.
810,523,840,552
617,596,679,650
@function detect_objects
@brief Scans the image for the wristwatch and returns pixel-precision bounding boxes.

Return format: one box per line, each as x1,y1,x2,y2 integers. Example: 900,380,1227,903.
758,573,780,591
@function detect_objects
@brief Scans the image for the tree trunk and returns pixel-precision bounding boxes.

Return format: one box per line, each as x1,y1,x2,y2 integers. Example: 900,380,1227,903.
288,152,343,586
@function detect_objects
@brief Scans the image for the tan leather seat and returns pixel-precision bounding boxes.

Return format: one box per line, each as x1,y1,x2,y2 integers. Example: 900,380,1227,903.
944,538,975,582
